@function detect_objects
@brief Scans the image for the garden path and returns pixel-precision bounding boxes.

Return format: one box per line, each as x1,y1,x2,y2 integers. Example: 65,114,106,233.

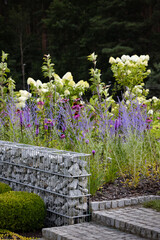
40,196,160,240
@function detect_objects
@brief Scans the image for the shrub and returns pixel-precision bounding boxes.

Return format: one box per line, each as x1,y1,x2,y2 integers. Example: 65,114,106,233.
0,191,46,232
0,182,12,194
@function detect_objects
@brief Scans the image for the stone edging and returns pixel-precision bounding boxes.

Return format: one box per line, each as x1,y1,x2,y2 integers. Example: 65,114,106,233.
90,195,160,211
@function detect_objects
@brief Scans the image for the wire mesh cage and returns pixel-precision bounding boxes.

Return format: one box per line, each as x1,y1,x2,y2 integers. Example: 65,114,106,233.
0,140,91,226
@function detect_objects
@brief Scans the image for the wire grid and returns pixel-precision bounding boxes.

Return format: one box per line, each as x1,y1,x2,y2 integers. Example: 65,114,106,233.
0,140,91,226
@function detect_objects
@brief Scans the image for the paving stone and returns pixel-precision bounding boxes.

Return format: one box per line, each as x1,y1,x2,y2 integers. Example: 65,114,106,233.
42,222,146,240
93,206,160,239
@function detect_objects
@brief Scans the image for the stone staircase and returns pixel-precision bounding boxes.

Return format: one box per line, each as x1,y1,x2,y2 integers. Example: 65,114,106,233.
40,195,160,240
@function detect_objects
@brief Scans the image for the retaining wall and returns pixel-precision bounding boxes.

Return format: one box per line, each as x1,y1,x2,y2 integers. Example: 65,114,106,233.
0,140,91,226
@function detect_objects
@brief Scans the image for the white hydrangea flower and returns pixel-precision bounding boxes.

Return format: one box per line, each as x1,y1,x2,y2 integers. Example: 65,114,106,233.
64,90,70,96
115,57,122,63
68,80,75,87
41,88,49,93
16,101,26,109
36,80,43,88
137,96,145,103
135,88,142,94
19,90,32,98
27,77,36,86
121,55,130,62
152,96,159,103
126,100,130,105
18,96,28,102
42,83,48,88
62,72,73,81
148,109,153,115
130,55,139,62
109,57,116,64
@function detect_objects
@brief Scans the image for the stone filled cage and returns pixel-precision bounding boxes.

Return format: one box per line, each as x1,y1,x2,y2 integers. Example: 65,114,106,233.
0,140,91,226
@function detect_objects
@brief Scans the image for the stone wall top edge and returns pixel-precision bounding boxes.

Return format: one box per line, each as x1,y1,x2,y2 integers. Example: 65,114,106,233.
0,140,90,157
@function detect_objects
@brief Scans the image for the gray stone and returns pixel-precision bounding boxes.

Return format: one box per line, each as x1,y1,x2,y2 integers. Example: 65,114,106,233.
112,201,117,208
68,179,78,189
69,190,82,197
91,202,99,211
68,163,82,176
124,199,131,206
105,201,112,209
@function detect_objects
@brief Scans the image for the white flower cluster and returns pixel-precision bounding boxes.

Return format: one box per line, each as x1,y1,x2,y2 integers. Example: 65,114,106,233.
27,72,89,100
16,90,32,109
109,54,150,66
27,78,49,93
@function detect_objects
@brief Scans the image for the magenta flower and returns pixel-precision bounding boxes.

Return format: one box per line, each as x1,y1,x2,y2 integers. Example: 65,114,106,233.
44,118,54,127
157,117,160,120
146,118,153,123
60,134,65,139
37,101,44,105
26,124,32,128
60,98,69,103
92,150,96,156
74,113,80,119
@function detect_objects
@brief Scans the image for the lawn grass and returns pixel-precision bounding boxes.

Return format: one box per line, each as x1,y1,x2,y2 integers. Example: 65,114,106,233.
143,199,160,212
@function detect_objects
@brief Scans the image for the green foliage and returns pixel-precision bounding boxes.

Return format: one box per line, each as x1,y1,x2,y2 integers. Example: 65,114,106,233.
41,54,55,81
143,200,160,212
0,229,32,240
0,191,46,232
0,182,12,194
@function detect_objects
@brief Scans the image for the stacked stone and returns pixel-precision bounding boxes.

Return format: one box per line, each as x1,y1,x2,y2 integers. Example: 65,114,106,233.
0,140,90,226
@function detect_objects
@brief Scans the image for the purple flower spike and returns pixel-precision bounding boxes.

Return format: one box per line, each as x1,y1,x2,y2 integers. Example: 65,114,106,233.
20,111,23,126
44,125,48,130
85,139,89,144
114,118,121,131
36,125,39,136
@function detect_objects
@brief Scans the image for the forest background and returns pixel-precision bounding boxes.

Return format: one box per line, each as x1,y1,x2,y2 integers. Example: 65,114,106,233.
0,0,160,98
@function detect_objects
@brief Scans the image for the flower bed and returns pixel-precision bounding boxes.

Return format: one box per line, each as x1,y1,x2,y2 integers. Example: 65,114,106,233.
0,51,160,196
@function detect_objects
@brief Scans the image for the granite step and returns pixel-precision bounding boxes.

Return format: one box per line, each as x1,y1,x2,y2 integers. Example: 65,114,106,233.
42,222,146,240
92,206,160,239
41,195,160,240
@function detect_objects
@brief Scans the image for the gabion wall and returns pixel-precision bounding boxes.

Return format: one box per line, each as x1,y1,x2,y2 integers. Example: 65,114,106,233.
0,140,91,226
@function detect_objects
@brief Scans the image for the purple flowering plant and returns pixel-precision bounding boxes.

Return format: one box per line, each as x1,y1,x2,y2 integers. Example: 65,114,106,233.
0,51,160,194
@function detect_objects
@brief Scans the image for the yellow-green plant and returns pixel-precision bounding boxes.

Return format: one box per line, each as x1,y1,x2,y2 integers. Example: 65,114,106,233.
109,54,151,91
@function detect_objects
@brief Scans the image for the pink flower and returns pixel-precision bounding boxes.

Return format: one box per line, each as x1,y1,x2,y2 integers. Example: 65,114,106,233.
37,101,44,105
146,118,153,123
74,114,80,119
26,124,32,128
157,117,160,120
60,134,65,139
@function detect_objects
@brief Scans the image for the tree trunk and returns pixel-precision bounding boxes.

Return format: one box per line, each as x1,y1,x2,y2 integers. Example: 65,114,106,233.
20,33,25,90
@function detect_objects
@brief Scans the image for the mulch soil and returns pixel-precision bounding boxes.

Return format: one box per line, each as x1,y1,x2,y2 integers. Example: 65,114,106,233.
91,176,160,201
2,176,160,239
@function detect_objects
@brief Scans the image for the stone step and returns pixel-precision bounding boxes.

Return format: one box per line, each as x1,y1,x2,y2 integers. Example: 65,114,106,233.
92,206,160,239
42,222,145,240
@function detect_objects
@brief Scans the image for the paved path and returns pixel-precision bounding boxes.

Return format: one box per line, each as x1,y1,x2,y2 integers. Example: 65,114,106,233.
93,206,160,239
42,222,145,240
41,196,160,240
